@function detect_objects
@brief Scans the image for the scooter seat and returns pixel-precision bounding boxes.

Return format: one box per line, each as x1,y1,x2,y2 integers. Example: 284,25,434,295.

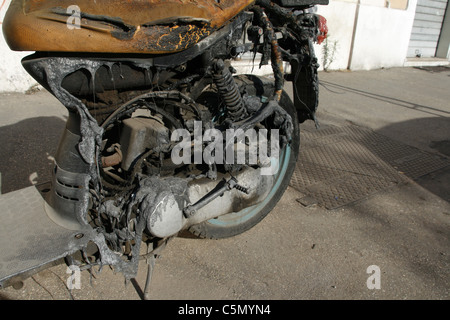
2,0,255,54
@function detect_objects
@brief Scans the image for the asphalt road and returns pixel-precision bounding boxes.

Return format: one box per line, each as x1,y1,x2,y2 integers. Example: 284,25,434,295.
0,66,448,300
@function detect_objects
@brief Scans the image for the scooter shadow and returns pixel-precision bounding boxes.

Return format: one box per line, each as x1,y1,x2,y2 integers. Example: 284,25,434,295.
0,116,66,195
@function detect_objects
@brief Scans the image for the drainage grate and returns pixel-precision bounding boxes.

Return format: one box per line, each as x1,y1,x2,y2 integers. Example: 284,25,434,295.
290,123,450,210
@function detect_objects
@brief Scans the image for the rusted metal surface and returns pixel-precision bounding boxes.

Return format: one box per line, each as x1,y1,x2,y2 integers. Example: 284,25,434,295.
254,7,284,101
3,0,255,53
101,145,122,168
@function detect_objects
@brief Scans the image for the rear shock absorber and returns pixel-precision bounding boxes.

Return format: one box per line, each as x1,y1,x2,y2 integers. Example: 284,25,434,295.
212,59,248,121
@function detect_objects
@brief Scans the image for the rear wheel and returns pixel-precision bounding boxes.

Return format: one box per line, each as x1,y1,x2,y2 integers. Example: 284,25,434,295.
188,75,300,239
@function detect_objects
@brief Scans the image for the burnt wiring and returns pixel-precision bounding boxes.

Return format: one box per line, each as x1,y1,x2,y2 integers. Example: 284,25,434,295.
250,5,285,102
250,1,323,125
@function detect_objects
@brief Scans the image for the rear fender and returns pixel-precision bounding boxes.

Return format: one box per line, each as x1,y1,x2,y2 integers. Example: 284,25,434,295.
290,51,320,124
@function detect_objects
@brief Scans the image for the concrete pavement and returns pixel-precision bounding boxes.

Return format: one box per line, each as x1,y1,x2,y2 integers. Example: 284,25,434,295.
0,66,448,300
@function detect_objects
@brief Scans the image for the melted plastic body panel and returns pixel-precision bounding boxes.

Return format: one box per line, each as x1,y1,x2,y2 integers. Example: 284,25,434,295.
2,0,255,54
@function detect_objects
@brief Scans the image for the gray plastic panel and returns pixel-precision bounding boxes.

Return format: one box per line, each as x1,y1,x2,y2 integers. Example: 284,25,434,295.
0,185,95,288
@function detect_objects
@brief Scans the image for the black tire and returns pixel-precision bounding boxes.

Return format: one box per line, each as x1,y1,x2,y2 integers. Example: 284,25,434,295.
188,75,300,239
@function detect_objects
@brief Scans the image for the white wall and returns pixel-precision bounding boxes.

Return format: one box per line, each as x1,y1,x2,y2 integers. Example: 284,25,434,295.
350,0,418,70
315,0,418,71
314,0,358,70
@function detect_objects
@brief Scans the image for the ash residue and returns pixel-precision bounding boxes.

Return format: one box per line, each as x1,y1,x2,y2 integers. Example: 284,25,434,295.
35,57,105,166
92,175,188,280
134,175,189,229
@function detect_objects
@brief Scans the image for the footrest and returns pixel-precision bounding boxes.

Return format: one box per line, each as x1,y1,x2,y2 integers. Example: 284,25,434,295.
0,185,94,288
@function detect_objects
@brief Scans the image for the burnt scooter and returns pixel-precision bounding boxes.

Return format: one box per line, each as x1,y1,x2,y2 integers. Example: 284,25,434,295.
0,0,328,297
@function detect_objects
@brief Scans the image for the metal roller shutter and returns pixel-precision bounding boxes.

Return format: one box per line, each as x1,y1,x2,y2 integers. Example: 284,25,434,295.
407,0,448,58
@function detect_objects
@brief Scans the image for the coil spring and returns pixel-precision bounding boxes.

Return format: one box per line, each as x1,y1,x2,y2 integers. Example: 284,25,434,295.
235,184,250,195
212,59,247,120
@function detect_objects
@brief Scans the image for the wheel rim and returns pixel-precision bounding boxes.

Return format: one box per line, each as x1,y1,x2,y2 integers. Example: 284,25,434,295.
207,145,291,227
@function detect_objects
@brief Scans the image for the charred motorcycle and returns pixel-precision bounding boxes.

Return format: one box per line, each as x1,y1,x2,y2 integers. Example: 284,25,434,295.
0,0,328,297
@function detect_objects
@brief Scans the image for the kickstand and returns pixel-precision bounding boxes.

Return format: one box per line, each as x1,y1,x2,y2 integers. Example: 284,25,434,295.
143,253,157,300
141,237,173,300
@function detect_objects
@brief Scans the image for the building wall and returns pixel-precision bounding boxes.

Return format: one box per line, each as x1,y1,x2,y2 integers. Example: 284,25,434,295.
313,0,359,70
314,0,418,70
